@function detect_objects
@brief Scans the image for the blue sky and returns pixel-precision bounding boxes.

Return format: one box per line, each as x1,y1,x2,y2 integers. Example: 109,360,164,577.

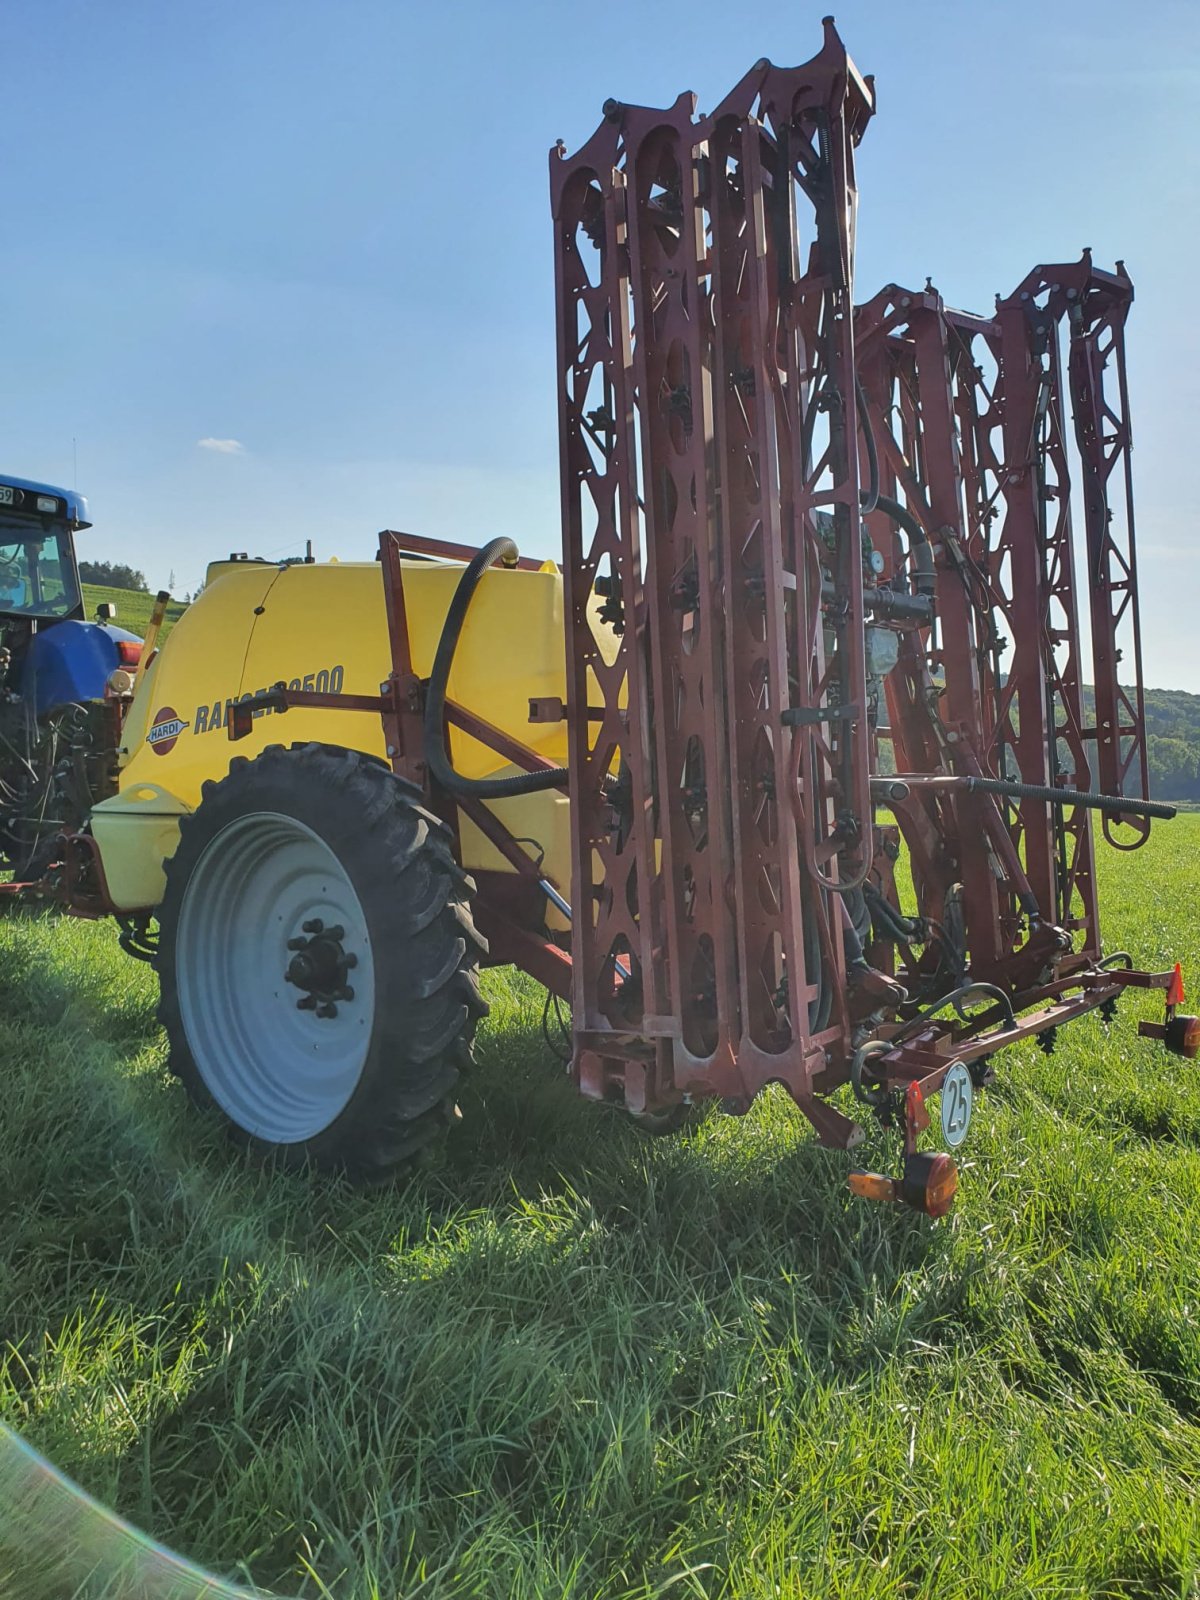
3,0,1197,687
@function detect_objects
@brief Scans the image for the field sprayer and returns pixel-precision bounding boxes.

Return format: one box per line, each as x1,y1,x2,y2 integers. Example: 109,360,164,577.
1,20,1193,1214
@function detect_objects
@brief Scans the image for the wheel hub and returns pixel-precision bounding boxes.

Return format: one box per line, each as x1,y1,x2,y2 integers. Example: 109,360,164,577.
284,917,358,1018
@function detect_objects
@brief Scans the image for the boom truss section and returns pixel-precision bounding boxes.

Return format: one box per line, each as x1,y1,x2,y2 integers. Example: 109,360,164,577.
550,29,1170,1157
551,21,876,1137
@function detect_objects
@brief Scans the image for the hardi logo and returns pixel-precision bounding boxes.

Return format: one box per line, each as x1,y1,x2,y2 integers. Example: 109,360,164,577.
147,706,189,755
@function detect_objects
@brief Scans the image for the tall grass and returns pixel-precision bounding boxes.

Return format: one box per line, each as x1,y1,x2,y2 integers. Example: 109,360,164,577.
1,819,1199,1598
80,585,188,641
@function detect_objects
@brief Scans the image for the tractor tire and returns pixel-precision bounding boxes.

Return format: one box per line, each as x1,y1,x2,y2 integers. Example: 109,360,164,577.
156,742,487,1179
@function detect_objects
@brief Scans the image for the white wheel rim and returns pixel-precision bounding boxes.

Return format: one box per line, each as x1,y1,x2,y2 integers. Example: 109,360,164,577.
175,812,375,1144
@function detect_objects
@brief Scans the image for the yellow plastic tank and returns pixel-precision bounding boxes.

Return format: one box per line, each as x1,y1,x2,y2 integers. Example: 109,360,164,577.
91,556,573,912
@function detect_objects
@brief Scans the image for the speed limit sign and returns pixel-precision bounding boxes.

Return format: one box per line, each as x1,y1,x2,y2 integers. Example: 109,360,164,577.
940,1062,973,1148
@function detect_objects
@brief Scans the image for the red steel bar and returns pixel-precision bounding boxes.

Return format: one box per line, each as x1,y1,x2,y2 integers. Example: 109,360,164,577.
1062,260,1150,840
855,286,1009,967
443,699,568,789
542,21,1178,1176
551,20,876,1141
378,531,427,788
707,107,817,1077
379,529,550,572
619,89,740,1074
852,275,1115,980
550,105,663,1058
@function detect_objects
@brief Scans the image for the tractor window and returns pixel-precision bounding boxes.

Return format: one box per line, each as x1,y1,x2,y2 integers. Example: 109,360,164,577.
0,528,81,618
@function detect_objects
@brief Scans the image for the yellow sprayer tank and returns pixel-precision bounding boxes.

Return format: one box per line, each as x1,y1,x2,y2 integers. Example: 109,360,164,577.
91,556,573,913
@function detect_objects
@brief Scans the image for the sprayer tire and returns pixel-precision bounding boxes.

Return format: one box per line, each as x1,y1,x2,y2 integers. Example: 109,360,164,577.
156,742,487,1180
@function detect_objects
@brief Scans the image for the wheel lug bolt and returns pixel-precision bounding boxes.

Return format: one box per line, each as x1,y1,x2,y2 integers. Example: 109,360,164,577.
338,986,354,1002
325,925,344,941
296,995,317,1011
286,937,307,951
318,1002,338,1019
302,918,324,934
344,952,358,969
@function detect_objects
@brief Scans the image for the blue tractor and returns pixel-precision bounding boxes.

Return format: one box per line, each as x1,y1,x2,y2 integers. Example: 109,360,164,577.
0,474,142,878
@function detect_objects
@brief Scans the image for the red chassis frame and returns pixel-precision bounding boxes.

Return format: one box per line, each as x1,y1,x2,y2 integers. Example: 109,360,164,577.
224,490,1179,1164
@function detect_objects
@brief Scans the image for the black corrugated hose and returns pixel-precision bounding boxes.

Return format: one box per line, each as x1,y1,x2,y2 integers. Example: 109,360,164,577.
852,377,936,598
855,376,880,516
424,537,571,799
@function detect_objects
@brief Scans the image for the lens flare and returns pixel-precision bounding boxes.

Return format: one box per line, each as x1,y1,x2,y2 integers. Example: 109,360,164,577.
0,1420,287,1599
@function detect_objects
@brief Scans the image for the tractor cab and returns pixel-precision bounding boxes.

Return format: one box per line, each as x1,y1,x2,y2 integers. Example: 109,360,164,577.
0,475,143,879
0,473,127,719
0,475,89,625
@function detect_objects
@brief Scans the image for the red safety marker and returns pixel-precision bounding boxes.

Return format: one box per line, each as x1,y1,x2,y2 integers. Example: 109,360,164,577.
1167,963,1186,1009
906,1080,931,1135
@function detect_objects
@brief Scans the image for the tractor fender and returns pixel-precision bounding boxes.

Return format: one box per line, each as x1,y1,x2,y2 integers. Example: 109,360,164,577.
20,619,140,716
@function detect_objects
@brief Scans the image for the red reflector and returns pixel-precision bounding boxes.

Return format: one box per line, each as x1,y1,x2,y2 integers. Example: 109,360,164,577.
906,1080,931,1134
1167,963,1186,1008
899,1151,958,1218
117,639,142,667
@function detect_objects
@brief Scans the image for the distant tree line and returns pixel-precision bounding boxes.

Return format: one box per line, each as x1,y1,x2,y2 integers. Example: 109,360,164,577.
881,684,1200,802
77,559,148,592
1084,688,1200,804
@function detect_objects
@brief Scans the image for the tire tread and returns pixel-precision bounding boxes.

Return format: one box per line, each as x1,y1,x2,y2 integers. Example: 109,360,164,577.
157,742,487,1179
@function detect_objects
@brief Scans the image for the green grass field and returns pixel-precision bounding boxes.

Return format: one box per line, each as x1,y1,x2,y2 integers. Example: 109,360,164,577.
81,583,189,643
2,819,1200,1598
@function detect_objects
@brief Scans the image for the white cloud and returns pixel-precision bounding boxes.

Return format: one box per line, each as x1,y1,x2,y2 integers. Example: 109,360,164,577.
197,437,245,455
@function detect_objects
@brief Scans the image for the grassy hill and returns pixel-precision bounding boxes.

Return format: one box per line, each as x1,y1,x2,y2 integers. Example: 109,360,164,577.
1140,689,1200,803
80,583,189,643
1070,686,1200,804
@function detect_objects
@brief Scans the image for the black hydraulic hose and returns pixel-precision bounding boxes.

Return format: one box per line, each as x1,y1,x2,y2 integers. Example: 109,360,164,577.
842,918,867,969
863,881,920,943
963,774,1176,822
855,376,880,517
850,1040,892,1108
818,580,932,625
802,881,833,1035
892,981,1017,1046
1099,951,1134,971
424,537,571,799
874,494,938,598
848,370,929,594
871,906,914,948
864,892,908,943
874,492,927,548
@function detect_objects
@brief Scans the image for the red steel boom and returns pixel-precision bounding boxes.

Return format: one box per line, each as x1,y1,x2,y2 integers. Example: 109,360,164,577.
548,18,1185,1205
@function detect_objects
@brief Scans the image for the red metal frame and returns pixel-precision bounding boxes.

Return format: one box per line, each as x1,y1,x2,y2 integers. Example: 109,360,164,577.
198,466,1184,1163
549,22,881,1143
222,531,576,987
378,530,551,573
543,25,1180,1154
